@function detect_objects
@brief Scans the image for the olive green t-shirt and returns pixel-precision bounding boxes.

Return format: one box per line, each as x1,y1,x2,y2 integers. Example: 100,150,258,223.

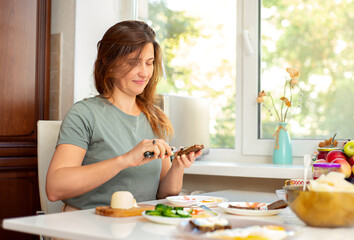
57,96,161,209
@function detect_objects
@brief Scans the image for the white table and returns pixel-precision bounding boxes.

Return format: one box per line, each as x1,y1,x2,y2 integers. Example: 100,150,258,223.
2,190,353,240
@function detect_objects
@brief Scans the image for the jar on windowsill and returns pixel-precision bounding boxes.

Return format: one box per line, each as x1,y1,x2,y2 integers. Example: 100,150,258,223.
317,148,340,161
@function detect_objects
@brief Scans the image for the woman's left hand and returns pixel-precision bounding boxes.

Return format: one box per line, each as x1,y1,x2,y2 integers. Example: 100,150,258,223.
158,148,202,199
172,150,202,170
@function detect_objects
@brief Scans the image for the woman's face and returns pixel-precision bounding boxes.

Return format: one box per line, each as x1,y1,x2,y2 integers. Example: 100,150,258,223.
112,43,155,97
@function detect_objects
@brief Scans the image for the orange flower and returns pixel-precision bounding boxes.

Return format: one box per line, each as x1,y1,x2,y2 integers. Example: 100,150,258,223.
280,97,291,107
258,90,266,97
257,91,266,103
286,68,299,79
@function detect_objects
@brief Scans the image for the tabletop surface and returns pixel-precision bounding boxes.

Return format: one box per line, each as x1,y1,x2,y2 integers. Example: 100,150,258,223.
2,190,354,240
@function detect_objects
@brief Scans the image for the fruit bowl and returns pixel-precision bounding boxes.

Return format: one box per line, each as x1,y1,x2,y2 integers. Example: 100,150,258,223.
285,187,354,228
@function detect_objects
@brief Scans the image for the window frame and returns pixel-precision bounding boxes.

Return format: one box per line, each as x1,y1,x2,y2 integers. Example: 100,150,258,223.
241,0,346,158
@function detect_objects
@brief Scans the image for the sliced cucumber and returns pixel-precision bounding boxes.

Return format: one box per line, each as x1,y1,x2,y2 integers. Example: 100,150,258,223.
155,204,168,213
176,210,191,218
162,208,173,217
151,204,189,218
145,210,162,216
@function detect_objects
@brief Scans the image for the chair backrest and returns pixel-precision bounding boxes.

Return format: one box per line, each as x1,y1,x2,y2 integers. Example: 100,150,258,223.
37,120,64,214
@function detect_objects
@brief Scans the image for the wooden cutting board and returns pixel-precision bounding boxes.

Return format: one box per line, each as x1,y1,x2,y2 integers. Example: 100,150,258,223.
95,204,155,217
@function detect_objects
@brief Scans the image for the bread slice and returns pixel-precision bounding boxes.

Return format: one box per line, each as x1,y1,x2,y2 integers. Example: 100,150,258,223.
228,204,260,210
267,200,288,210
189,218,231,232
178,144,204,156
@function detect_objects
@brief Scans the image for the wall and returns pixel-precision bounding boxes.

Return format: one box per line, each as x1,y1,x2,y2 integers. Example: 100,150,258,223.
182,175,286,195
74,0,136,102
51,0,76,119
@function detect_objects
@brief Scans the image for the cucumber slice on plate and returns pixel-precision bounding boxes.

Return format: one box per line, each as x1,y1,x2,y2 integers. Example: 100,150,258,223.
176,210,191,218
155,204,171,213
145,210,162,216
162,208,174,217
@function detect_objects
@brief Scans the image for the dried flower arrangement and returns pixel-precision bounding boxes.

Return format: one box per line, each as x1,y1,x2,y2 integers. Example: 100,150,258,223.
257,68,302,123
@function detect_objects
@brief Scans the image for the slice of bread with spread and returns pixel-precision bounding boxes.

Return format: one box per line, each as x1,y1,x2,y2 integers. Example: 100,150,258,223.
189,218,231,232
267,200,288,210
228,204,261,210
178,144,204,156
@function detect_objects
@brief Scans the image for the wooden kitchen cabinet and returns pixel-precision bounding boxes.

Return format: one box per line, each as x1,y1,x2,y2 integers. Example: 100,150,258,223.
0,0,51,239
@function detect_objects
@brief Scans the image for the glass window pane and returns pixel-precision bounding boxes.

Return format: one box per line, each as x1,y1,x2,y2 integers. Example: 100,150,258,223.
260,0,354,140
147,0,237,149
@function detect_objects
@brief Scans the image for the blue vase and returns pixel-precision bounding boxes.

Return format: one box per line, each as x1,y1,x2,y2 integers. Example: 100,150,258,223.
273,122,293,164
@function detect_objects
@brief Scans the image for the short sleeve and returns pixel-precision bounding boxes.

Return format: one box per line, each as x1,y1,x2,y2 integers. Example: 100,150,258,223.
57,102,95,150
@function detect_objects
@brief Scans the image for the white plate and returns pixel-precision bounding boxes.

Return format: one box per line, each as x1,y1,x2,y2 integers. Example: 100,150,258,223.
218,202,284,216
166,195,228,207
177,218,298,240
142,211,220,225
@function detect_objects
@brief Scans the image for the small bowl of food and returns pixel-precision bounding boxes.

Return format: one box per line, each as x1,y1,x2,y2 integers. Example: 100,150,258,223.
284,172,354,228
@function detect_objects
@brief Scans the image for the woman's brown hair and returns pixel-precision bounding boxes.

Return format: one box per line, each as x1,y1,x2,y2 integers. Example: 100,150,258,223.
94,20,173,140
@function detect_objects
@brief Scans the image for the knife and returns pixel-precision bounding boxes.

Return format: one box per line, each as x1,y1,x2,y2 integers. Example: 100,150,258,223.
143,147,177,158
199,204,218,216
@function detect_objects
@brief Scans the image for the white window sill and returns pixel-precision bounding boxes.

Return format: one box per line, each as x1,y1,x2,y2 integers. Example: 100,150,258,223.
184,161,310,179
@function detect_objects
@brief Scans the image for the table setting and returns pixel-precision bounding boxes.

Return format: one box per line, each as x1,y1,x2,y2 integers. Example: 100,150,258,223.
3,139,354,240
3,184,354,240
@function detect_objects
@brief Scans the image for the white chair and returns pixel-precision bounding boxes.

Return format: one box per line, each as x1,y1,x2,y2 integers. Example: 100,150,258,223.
37,120,64,214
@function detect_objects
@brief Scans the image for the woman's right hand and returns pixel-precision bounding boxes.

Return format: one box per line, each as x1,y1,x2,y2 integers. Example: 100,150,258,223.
123,139,173,167
46,139,173,201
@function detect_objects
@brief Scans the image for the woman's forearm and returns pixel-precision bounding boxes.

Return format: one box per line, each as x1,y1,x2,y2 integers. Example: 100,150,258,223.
156,163,184,199
46,155,127,201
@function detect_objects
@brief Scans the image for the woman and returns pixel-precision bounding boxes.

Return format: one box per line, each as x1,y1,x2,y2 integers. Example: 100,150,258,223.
46,20,202,210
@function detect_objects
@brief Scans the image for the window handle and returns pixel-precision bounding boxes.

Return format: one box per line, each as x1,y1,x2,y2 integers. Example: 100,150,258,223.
243,29,254,55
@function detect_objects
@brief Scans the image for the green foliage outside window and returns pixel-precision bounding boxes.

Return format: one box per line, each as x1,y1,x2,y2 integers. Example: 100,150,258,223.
261,0,354,140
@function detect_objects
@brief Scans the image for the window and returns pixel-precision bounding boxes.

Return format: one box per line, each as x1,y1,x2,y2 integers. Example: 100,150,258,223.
139,0,353,161
243,0,353,157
